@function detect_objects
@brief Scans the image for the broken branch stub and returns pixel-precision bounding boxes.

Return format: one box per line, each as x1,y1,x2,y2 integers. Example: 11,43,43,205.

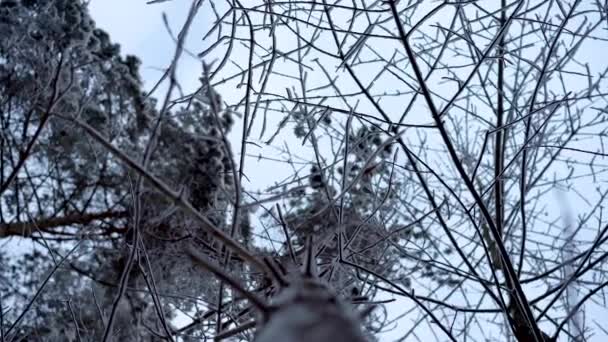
254,237,367,342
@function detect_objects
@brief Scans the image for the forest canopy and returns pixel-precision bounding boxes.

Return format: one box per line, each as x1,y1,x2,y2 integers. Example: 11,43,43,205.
2,0,608,341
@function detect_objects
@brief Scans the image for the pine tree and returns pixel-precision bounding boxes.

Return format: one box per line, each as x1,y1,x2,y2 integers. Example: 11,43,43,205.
1,1,241,340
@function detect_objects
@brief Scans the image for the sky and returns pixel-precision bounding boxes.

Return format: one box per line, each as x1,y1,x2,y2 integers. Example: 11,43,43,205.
85,1,608,341
89,0,205,92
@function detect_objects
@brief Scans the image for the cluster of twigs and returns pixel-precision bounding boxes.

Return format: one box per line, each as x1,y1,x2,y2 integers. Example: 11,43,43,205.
2,0,608,341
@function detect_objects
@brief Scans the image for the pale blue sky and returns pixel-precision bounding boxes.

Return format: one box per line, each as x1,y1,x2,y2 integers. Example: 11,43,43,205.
89,0,208,96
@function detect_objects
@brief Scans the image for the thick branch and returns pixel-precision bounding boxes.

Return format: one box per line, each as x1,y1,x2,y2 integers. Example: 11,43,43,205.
0,210,128,238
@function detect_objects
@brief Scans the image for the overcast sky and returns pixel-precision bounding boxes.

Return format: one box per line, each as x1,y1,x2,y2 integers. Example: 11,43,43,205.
89,0,208,97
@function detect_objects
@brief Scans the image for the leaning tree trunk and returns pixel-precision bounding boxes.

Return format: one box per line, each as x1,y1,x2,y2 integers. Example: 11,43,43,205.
188,238,368,342
253,274,368,342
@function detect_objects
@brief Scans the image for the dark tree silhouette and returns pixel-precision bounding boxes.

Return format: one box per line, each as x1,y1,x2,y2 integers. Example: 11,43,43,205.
2,0,608,341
